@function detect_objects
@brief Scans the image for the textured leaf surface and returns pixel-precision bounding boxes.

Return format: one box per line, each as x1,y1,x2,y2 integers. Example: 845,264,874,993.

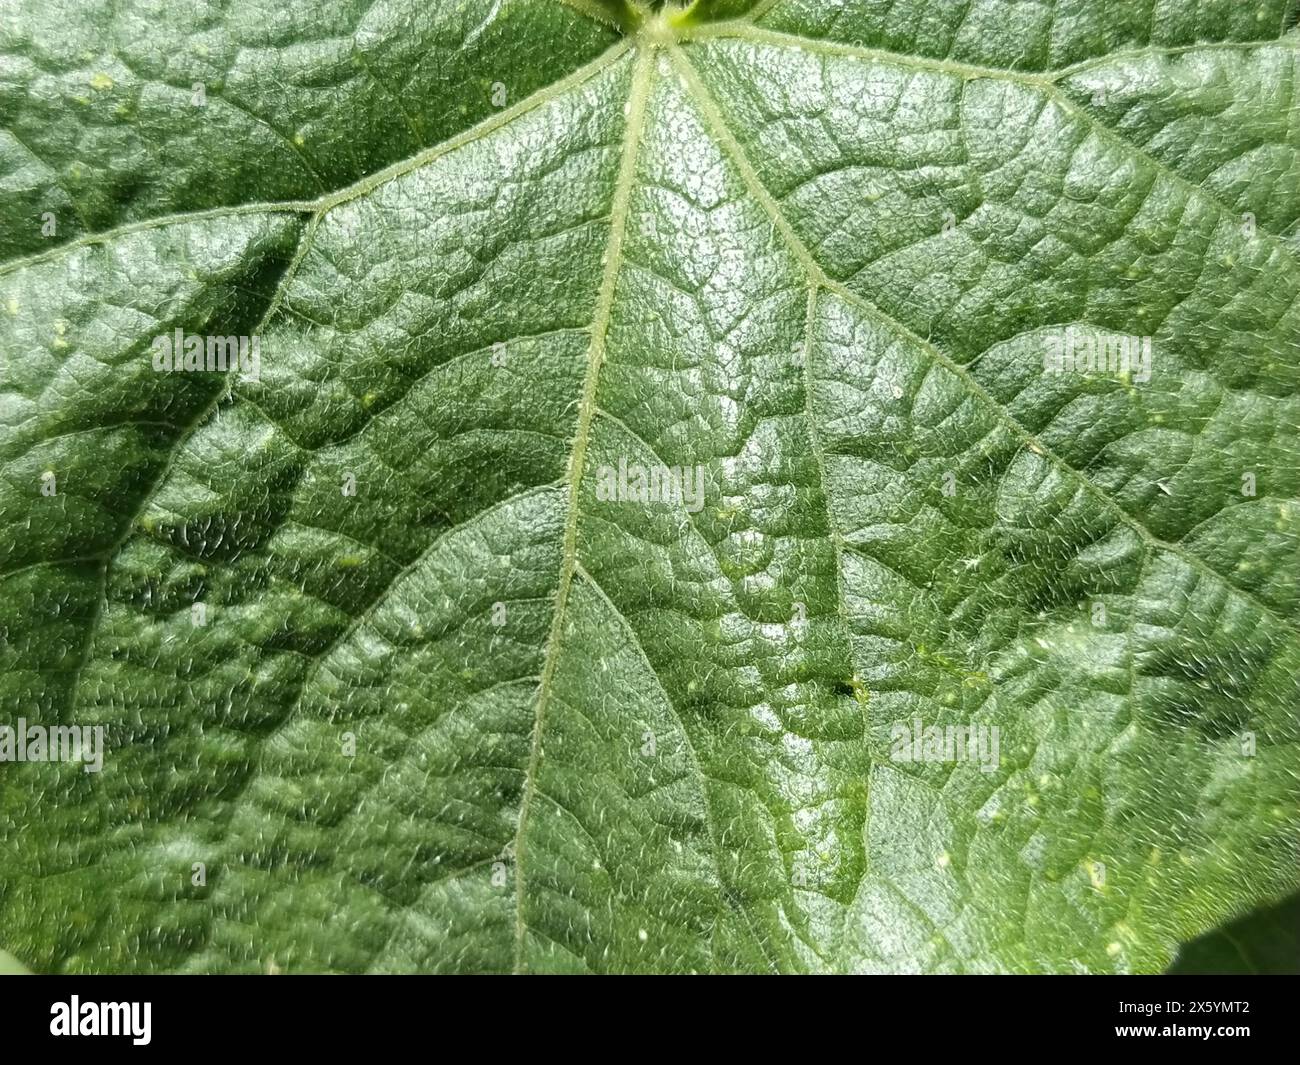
1,0,1298,974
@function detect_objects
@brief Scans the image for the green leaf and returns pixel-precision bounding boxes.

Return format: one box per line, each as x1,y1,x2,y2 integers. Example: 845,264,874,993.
1170,889,1300,974
2,0,1297,974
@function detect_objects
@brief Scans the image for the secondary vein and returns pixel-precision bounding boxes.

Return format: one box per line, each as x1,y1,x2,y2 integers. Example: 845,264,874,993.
671,45,1300,643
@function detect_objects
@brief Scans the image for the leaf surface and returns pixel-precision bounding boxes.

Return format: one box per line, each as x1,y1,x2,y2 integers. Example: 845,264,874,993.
2,0,1298,974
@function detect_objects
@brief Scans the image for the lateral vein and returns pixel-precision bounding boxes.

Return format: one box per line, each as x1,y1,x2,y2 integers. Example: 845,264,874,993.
678,25,1300,258
0,39,632,277
670,45,1300,644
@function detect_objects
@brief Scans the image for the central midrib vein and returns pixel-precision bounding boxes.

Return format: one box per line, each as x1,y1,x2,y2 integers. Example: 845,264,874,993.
511,42,656,973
